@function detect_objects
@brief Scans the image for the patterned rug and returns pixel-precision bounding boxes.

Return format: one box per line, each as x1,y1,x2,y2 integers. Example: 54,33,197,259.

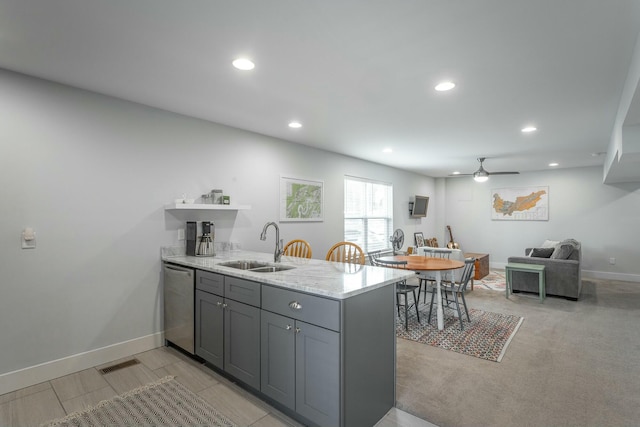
475,269,506,291
42,376,235,427
396,303,523,362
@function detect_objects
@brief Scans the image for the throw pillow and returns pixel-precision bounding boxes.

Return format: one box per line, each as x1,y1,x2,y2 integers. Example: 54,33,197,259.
551,244,574,260
530,247,555,258
541,239,560,248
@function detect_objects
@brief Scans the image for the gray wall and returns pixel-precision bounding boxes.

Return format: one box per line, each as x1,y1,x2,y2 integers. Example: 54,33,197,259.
442,168,640,280
0,69,435,378
2,67,638,384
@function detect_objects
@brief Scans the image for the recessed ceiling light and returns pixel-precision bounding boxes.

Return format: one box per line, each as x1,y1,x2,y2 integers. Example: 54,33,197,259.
451,171,461,175
549,162,559,167
382,148,393,153
232,58,255,70
435,81,455,91
521,126,537,133
288,121,302,129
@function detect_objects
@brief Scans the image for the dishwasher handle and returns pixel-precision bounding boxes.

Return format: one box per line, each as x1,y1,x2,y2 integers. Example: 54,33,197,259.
164,264,193,276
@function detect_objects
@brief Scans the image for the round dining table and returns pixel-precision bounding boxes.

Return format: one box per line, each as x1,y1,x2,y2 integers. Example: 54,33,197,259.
378,255,464,330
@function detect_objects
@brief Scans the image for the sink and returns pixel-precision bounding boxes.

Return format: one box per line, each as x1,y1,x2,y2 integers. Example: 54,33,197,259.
219,260,269,270
218,260,295,273
249,265,295,273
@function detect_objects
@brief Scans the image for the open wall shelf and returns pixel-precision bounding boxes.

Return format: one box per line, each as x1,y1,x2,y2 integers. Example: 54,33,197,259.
165,203,251,211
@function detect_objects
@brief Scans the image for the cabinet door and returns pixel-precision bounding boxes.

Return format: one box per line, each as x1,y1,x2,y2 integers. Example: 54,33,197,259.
195,289,224,369
261,311,296,410
296,321,340,427
224,299,261,389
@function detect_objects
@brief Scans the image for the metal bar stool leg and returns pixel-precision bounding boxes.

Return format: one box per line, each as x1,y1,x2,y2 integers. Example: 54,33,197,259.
428,289,436,324
453,291,463,330
412,289,420,323
404,292,409,331
460,292,470,321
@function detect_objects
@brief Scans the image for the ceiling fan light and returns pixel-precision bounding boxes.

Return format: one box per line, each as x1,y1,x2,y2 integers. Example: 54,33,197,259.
473,175,489,182
435,81,455,91
232,58,255,70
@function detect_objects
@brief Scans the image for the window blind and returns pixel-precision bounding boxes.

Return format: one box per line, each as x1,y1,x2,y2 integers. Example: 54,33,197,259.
344,176,393,252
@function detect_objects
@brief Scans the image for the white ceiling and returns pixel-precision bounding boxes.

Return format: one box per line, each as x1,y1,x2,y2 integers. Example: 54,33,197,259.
2,0,640,178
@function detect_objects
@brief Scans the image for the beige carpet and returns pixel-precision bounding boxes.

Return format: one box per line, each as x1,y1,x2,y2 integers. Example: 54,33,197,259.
396,278,640,427
42,376,235,427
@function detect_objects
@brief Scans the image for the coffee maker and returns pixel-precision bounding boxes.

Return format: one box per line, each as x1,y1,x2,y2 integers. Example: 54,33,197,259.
197,221,215,257
185,221,215,257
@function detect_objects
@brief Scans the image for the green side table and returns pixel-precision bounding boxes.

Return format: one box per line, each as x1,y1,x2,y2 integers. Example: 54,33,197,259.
505,263,546,303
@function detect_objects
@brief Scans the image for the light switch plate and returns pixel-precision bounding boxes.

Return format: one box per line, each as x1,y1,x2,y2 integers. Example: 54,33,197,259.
22,237,36,249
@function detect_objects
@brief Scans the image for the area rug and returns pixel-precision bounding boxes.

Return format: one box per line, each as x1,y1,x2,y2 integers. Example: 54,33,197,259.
475,269,506,291
41,376,235,427
396,305,523,362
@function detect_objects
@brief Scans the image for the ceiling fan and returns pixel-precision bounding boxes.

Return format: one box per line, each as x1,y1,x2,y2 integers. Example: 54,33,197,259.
451,157,520,182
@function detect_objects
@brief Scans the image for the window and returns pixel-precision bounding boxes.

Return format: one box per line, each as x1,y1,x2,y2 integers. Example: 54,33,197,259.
344,176,393,252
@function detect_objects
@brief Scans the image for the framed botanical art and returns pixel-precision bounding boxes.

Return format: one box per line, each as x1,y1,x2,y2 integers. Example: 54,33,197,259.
279,176,324,222
414,232,425,247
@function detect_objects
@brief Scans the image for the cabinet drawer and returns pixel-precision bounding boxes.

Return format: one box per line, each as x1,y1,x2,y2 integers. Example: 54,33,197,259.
225,276,261,307
196,270,224,295
262,285,340,332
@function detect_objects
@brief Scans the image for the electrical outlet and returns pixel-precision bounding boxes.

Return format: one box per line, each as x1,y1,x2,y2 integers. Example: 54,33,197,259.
177,228,185,241
609,257,616,265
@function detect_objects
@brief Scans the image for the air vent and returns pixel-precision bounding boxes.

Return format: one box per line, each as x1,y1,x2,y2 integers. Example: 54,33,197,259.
99,358,140,374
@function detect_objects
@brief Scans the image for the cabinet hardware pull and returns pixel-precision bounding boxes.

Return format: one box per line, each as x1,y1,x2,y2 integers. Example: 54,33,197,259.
295,327,301,333
289,301,302,310
286,325,292,330
222,303,228,308
216,302,223,306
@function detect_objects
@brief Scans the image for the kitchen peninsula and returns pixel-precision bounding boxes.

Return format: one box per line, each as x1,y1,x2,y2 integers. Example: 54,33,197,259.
162,249,413,427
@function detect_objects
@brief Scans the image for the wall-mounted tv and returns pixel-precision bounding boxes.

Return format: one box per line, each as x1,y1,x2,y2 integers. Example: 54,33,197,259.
410,195,429,218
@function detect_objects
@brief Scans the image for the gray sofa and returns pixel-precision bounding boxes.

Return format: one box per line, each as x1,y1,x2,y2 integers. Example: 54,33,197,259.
507,239,582,300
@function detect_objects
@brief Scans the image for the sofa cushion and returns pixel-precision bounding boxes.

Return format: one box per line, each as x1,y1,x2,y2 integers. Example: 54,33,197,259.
551,244,574,259
530,247,555,258
541,239,560,248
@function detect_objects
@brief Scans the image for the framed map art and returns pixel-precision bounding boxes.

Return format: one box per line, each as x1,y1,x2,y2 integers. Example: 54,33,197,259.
491,186,549,221
280,176,324,222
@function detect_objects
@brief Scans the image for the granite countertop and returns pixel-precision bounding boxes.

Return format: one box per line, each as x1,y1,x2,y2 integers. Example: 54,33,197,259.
161,249,414,299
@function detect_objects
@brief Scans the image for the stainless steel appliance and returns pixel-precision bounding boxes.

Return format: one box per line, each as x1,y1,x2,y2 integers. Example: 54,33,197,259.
163,263,195,354
197,221,215,257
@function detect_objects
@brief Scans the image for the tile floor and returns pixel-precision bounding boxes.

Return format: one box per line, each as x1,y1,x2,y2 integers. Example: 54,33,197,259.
0,346,436,427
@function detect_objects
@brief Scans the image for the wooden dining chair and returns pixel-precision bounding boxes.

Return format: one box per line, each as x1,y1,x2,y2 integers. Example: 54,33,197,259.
283,239,312,258
325,242,365,265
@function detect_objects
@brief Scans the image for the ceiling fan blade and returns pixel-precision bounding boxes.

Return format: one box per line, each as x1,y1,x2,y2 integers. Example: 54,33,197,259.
448,173,473,177
489,171,520,175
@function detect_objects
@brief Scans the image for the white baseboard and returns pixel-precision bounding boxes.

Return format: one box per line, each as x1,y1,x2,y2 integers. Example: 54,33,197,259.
491,262,640,283
582,270,640,283
0,332,164,396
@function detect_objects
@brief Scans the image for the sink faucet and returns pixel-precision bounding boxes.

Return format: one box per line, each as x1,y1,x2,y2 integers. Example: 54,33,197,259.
260,221,283,263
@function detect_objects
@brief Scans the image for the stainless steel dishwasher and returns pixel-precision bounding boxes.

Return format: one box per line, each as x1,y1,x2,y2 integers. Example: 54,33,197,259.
163,262,195,354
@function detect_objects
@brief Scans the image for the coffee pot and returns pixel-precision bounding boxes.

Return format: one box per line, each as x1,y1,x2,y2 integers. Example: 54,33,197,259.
197,221,215,257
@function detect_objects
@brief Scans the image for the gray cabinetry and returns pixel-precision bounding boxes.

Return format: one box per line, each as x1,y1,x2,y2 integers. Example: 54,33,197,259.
191,267,395,427
195,270,261,390
260,310,295,408
261,286,340,427
224,298,260,389
195,289,224,367
296,319,340,427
